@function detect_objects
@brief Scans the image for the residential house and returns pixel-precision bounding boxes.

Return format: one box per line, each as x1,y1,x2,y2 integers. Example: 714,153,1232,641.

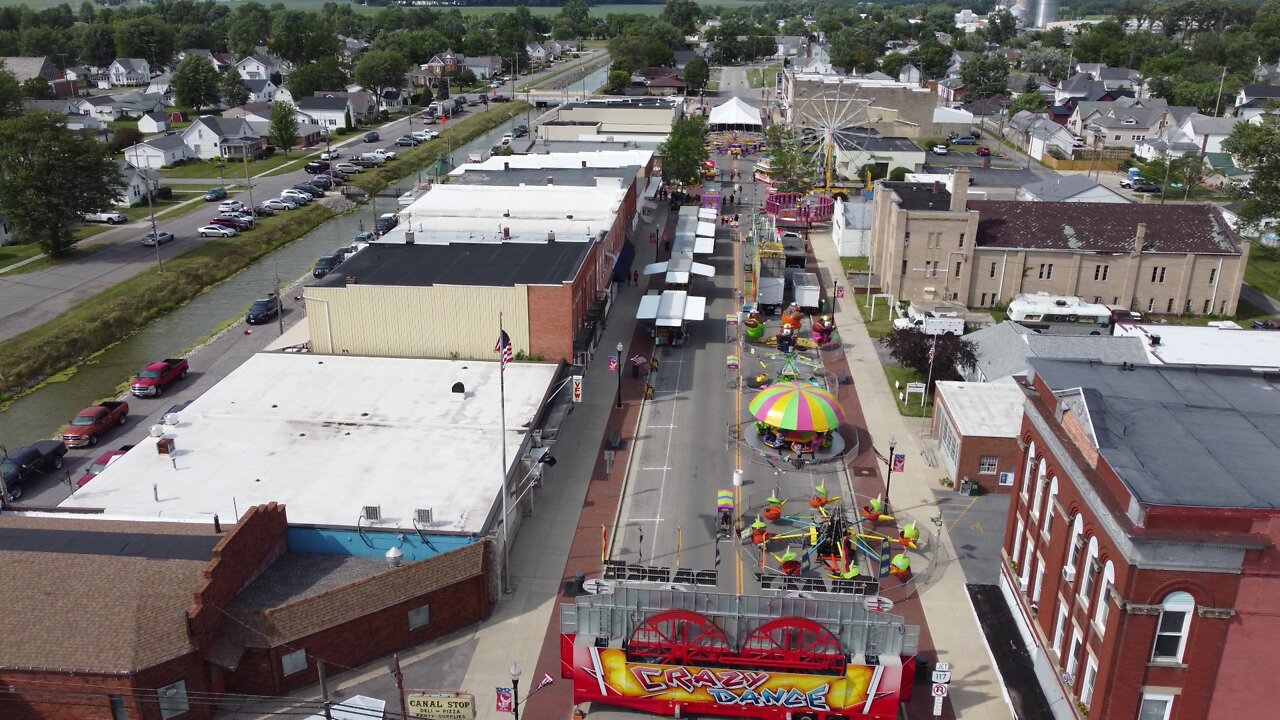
961,321,1148,383
946,50,974,79
236,52,283,83
138,111,168,134
379,88,403,111
774,36,807,58
672,48,712,70
1135,112,1241,161
123,135,189,168
1054,68,1139,105
341,36,370,59
961,96,1009,118
73,92,165,122
296,96,352,132
462,55,503,80
108,58,151,86
869,171,1246,316
1069,98,1182,148
115,160,160,208
0,56,57,82
181,115,263,160
1027,116,1077,160
245,78,278,104
1233,84,1280,119
422,50,462,80
1016,175,1129,203
177,49,233,74
937,77,966,104
791,44,836,76
637,68,687,97
62,65,96,83
526,43,548,65
222,102,274,123
898,63,922,86
313,91,374,123
146,73,172,104
552,39,580,54
244,119,324,149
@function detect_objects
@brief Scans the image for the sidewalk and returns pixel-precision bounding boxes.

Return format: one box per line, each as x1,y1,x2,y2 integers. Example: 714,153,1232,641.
807,233,1015,720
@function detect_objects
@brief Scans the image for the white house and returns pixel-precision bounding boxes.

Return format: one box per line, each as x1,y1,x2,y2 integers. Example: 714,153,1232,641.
108,58,150,86
123,134,190,168
1233,84,1280,119
138,111,168,134
244,78,278,104
1016,175,1129,203
898,63,922,86
146,73,172,103
526,43,548,65
295,96,351,131
236,52,282,81
181,115,262,160
115,160,160,208
379,88,403,112
462,55,503,80
1179,113,1240,155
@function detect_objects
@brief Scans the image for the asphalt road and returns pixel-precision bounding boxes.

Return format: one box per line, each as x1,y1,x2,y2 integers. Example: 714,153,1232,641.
0,51,605,344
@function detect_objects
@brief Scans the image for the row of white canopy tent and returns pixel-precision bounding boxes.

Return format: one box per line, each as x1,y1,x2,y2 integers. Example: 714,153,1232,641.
636,289,707,327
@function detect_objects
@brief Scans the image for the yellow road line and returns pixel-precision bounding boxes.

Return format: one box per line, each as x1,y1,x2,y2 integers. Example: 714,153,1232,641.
732,186,745,597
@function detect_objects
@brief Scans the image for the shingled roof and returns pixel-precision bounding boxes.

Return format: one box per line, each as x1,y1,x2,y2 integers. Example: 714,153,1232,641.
968,201,1241,255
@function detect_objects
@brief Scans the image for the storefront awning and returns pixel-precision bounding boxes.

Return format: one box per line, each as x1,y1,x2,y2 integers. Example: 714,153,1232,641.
637,290,708,327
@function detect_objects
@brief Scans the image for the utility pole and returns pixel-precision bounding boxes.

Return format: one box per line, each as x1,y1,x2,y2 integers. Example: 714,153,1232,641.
317,661,334,720
273,256,284,337
133,145,163,273
1212,65,1228,117
390,654,410,720
242,152,256,214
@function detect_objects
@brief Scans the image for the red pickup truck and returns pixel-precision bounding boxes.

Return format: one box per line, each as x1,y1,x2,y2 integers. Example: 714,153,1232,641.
130,358,189,397
61,401,129,448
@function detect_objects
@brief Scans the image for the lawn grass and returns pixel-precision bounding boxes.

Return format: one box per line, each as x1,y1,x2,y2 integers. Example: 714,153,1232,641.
160,154,302,180
840,256,869,274
764,65,782,89
883,365,932,418
1245,240,1280,301
853,293,896,339
746,68,763,88
0,242,44,270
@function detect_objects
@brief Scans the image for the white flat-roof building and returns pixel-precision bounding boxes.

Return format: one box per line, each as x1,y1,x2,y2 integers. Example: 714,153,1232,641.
1113,322,1280,370
932,380,1027,494
449,149,654,174
62,353,560,535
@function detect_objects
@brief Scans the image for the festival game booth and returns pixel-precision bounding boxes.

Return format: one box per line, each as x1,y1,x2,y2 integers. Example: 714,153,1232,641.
637,290,707,347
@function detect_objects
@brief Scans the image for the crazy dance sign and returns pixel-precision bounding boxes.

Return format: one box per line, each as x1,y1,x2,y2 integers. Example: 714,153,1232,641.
573,647,900,719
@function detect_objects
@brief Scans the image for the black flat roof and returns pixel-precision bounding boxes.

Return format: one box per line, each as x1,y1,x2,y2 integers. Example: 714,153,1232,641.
885,181,953,211
314,242,592,288
0,527,219,560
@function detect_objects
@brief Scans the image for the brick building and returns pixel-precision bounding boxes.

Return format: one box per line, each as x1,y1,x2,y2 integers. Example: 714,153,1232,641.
869,171,1247,316
931,380,1025,494
0,506,492,720
1001,359,1280,720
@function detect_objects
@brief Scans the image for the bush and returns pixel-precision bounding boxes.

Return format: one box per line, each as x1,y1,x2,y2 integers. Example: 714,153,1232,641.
377,110,390,122
888,166,909,181
155,186,173,200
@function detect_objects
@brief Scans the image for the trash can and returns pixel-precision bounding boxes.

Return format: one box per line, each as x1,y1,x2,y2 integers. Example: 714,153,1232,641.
632,364,640,379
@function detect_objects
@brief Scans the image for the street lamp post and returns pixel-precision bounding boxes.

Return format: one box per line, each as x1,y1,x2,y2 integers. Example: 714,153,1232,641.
510,663,522,720
884,435,897,509
614,341,624,409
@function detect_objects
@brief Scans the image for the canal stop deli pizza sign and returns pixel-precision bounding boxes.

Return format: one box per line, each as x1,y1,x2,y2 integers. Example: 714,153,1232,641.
407,693,475,720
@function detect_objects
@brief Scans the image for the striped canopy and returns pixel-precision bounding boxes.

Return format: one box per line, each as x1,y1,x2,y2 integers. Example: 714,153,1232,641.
749,382,844,432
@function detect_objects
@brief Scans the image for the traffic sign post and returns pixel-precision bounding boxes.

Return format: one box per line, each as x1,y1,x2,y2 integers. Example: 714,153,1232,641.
932,684,948,698
931,663,950,718
932,670,951,684
933,696,944,715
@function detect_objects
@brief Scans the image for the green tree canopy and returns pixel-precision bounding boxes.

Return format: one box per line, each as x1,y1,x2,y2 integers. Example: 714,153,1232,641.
0,66,23,119
879,328,977,393
0,112,125,256
221,71,251,109
764,125,818,194
269,11,339,66
355,48,409,93
1223,115,1280,226
287,58,348,100
959,54,1010,99
268,101,299,156
657,115,708,186
78,24,116,68
660,0,702,35
1007,91,1046,114
113,16,175,68
171,56,220,115
682,56,709,93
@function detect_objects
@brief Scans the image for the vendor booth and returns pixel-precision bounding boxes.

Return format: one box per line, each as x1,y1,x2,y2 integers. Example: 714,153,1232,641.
637,290,707,347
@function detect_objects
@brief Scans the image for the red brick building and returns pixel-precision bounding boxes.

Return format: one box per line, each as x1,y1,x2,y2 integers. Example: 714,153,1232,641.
0,505,492,720
1001,359,1280,720
932,380,1026,494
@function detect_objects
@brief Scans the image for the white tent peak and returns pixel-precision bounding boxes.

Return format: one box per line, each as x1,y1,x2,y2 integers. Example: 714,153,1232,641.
708,97,763,129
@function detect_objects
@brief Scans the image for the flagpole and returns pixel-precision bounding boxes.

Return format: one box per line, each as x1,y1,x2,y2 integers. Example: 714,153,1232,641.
923,334,937,408
499,311,512,594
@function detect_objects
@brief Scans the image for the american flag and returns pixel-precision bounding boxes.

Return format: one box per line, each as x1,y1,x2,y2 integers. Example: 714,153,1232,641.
537,673,555,690
495,330,513,368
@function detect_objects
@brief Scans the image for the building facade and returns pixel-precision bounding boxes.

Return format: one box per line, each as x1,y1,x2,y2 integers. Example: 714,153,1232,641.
869,174,1247,315
1001,359,1280,720
932,381,1024,494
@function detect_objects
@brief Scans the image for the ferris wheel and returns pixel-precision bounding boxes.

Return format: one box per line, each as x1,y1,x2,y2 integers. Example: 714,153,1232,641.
792,90,874,193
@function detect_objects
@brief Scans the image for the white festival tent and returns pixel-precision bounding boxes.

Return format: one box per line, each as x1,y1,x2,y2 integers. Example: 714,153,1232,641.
708,97,764,131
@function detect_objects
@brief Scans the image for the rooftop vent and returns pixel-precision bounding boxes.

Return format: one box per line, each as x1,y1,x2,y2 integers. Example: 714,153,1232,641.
362,505,381,522
548,230,555,242
415,508,434,524
452,381,465,394
405,231,415,244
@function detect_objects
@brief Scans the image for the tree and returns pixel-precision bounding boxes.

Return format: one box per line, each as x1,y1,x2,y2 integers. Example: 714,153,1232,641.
269,12,340,66
660,0,702,35
683,56,709,93
0,66,22,119
21,77,51,100
986,9,1017,45
0,112,125,256
764,125,818,194
1020,46,1070,82
1136,151,1207,195
879,53,908,80
221,71,251,108
878,328,977,392
908,40,953,80
603,69,630,95
113,17,175,68
959,54,1010,98
354,48,408,94
268,101,298,156
78,23,116,68
830,25,881,74
656,116,708,186
286,58,348,99
1007,91,1046,114
556,0,592,39
1223,114,1280,225
111,126,142,153
171,56,220,114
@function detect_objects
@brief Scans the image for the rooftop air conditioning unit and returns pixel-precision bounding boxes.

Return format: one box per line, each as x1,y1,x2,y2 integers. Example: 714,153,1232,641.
415,508,434,525
362,505,381,522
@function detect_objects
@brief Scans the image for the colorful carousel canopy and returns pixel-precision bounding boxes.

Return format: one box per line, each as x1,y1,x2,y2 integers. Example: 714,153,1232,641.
748,382,845,432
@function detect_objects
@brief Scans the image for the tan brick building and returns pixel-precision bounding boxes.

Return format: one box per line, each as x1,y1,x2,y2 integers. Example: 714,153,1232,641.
869,169,1247,316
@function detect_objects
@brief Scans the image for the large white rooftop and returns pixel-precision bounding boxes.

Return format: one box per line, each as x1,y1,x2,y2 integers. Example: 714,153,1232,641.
448,149,653,174
1112,322,1280,370
61,353,559,533
935,381,1027,437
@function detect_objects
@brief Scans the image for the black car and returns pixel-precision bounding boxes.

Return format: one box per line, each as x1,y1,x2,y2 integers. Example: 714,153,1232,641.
334,247,354,262
513,126,529,138
1131,181,1160,193
304,161,330,174
1,441,68,500
251,204,276,217
313,255,341,278
246,294,281,325
292,184,324,198
491,94,511,103
309,175,334,190
364,131,380,142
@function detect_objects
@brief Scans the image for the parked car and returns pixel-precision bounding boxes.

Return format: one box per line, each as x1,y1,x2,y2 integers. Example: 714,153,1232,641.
61,401,129,448
372,148,398,160
211,217,252,231
1,441,68,499
77,446,132,488
501,133,513,146
931,145,949,155
467,97,485,107
218,200,244,212
291,184,324,198
280,190,312,204
363,131,380,142
334,246,354,262
130,358,188,397
246,294,281,325
951,135,978,145
199,224,237,237
492,94,511,102
976,146,991,157
1131,181,1160,193
219,211,256,225
490,80,503,88
84,210,127,224
251,204,276,217
513,125,528,138
375,212,399,235
263,198,294,211
328,170,350,182
308,175,334,190
353,231,376,244
204,187,228,202
304,161,330,174
334,162,362,174
313,254,342,278
140,231,175,246
320,149,342,160
396,135,419,147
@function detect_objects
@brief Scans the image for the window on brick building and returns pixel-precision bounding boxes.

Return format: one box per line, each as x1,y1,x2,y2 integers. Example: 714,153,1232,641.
990,261,996,279
1138,694,1174,720
1078,537,1100,605
282,649,307,676
1204,299,1211,314
1013,517,1025,569
1094,560,1115,636
978,455,998,474
1042,477,1057,537
1152,591,1194,662
408,604,432,630
1031,459,1047,520
1166,298,1174,313
110,695,128,720
157,680,189,719
1052,604,1067,653
1208,267,1217,284
1080,655,1098,706
1065,514,1084,580
1066,627,1083,679
1021,445,1037,502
